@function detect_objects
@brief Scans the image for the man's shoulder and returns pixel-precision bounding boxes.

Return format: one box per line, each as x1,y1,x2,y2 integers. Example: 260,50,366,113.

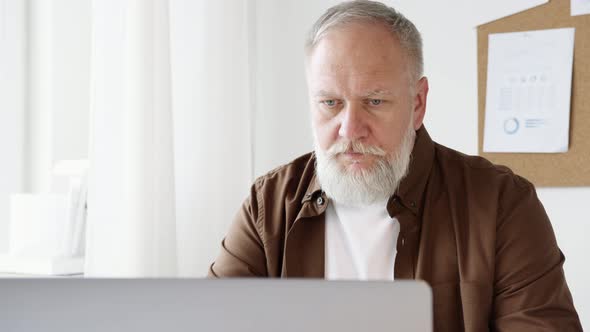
433,142,534,192
432,142,545,235
255,152,315,181
252,152,317,199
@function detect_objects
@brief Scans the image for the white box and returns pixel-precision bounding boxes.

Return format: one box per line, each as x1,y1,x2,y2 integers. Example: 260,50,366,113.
10,194,70,257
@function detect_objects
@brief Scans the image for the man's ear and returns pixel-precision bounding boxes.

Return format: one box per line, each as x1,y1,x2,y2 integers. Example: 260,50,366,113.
412,77,429,130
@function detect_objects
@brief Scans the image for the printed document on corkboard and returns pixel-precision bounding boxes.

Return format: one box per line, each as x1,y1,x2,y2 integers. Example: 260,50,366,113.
483,28,575,153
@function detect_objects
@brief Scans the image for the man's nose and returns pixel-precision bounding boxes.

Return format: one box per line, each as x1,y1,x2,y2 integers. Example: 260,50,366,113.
338,103,368,141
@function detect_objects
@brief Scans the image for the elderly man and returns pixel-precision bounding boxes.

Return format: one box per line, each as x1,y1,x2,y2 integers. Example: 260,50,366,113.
208,1,581,330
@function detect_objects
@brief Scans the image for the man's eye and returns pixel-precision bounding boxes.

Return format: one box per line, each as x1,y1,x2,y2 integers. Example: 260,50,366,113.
369,99,383,106
322,100,337,107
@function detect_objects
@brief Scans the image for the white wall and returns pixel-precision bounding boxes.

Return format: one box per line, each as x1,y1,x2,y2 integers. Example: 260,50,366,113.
249,0,589,328
537,188,590,328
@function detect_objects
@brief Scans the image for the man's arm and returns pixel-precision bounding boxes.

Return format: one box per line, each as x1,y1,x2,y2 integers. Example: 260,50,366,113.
492,178,582,331
208,183,268,277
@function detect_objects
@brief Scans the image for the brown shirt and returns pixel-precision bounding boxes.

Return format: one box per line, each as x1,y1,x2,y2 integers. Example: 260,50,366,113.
208,126,582,331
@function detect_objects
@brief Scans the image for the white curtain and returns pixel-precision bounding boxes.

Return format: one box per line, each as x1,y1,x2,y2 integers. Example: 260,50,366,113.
86,0,254,277
86,0,177,277
169,0,253,276
0,0,27,251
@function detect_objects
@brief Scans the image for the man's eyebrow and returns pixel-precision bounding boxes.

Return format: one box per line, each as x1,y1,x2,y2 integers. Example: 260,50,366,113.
362,89,393,98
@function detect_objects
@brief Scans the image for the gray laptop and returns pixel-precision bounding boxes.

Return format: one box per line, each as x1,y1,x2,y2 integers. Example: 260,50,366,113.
0,279,432,332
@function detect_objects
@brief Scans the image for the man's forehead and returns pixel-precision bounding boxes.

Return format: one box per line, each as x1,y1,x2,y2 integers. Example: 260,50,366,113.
308,68,404,95
309,65,403,79
306,43,408,86
308,46,403,72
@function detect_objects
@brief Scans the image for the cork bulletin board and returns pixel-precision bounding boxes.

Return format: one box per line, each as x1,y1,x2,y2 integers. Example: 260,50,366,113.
477,0,590,187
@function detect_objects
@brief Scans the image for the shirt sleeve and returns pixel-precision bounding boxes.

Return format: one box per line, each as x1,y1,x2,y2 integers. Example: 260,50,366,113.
491,177,582,331
208,182,268,278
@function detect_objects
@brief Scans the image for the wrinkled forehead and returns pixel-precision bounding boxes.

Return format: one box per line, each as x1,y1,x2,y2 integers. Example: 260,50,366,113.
305,23,412,96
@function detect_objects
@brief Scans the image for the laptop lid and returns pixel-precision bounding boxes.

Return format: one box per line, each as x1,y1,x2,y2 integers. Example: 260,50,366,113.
0,278,432,332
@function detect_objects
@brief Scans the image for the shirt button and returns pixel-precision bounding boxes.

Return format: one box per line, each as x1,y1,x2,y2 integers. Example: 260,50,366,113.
317,197,324,206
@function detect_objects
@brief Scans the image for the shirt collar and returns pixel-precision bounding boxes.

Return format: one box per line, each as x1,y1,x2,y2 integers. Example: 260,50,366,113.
394,125,435,216
302,154,323,204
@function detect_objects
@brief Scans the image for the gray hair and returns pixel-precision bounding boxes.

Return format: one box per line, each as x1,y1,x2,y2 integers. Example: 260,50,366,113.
305,0,424,81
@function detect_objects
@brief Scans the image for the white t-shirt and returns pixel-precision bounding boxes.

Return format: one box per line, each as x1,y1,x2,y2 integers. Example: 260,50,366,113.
325,199,400,280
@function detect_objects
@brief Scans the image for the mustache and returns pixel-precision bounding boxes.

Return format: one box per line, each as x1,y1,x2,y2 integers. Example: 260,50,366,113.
326,140,387,157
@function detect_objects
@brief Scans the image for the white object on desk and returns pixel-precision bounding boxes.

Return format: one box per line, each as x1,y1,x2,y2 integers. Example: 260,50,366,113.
10,194,70,257
3,160,89,276
53,160,89,256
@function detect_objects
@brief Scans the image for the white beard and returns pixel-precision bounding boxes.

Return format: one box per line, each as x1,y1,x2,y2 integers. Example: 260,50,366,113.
314,121,416,207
